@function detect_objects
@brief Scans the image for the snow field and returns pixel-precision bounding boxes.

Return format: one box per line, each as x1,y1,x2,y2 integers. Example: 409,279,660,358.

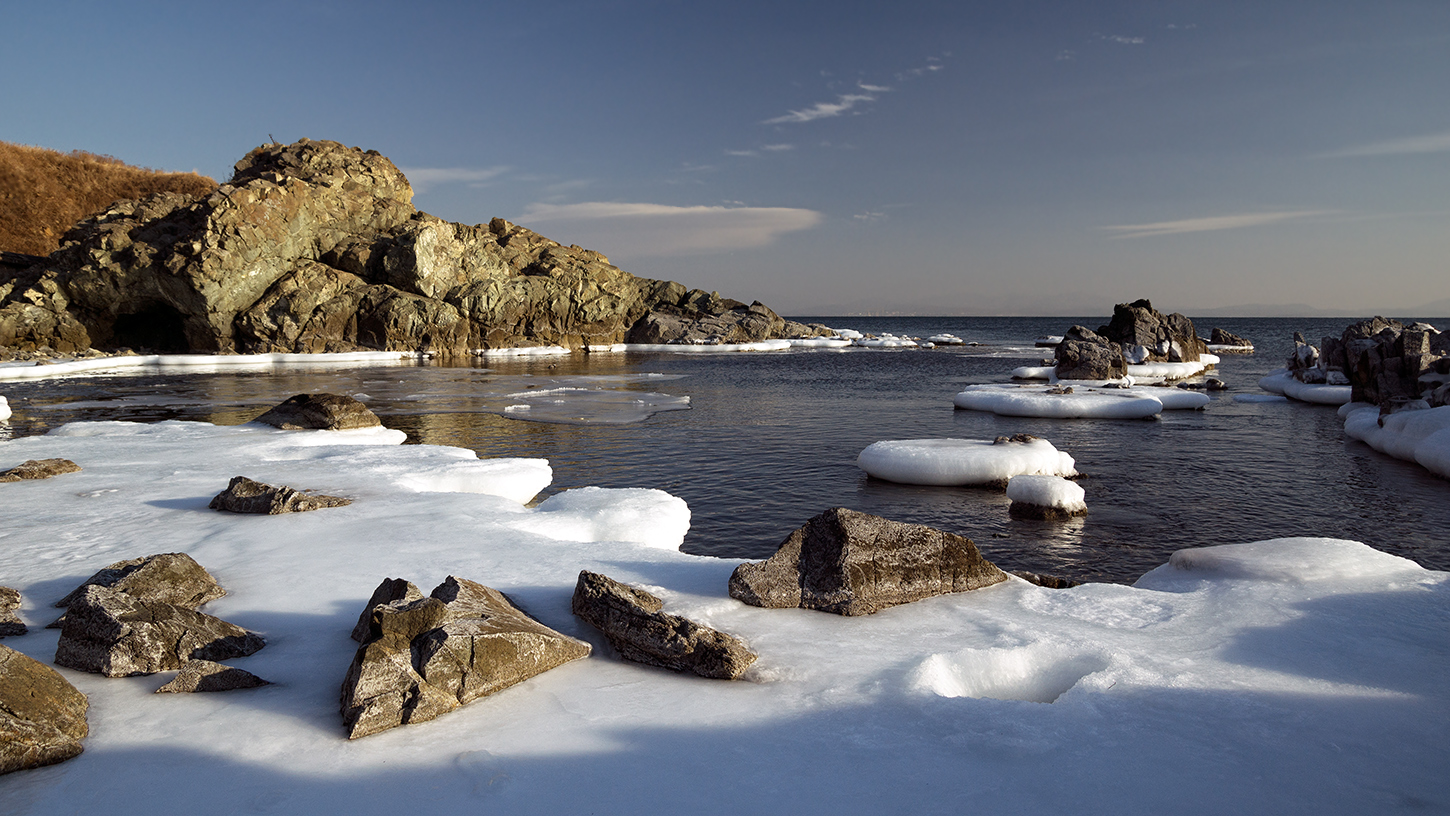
856,438,1077,486
0,422,1447,813
1005,474,1086,513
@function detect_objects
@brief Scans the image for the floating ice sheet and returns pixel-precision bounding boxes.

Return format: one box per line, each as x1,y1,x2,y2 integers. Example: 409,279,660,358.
954,384,1166,419
1258,370,1352,405
0,351,427,382
856,438,1077,486
1343,404,1450,479
1006,474,1086,512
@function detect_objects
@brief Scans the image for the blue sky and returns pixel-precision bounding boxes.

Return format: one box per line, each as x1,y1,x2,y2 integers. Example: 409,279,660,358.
4,1,1448,315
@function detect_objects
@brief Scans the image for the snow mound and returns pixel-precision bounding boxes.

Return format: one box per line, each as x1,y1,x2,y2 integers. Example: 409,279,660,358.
1259,370,1352,405
854,334,918,348
1006,474,1086,512
954,384,1165,419
911,642,1109,703
1139,537,1426,587
523,486,691,550
857,438,1077,486
1343,404,1450,479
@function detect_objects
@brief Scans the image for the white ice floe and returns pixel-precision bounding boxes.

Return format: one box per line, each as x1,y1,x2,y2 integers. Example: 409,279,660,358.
0,351,427,382
954,384,1208,419
926,334,966,345
623,340,793,353
856,438,1077,486
832,328,864,340
1258,369,1352,405
1,423,1448,813
1125,356,1216,382
471,346,572,357
786,337,854,349
586,343,627,353
1342,404,1450,479
853,334,919,349
0,395,9,421
1034,335,1064,347
1010,365,1056,380
1006,474,1086,513
1207,343,1254,353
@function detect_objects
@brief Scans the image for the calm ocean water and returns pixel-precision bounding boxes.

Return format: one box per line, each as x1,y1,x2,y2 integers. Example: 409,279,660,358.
3,315,1447,583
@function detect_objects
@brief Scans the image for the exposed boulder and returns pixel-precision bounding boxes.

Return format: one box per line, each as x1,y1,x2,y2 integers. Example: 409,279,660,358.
0,644,89,775
571,571,757,679
53,552,225,618
155,660,271,693
208,475,352,514
1096,299,1208,363
1209,328,1253,350
1054,326,1127,380
1011,571,1082,589
349,577,424,642
728,508,1009,616
54,585,265,677
0,458,80,483
626,299,786,345
253,393,381,430
341,576,590,739
0,587,24,637
1,139,795,354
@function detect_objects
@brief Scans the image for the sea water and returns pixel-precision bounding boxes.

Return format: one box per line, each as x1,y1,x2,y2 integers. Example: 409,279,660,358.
3,316,1446,583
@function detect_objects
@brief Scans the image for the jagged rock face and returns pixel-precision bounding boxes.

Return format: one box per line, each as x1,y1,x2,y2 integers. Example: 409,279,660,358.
571,570,757,680
0,587,24,637
54,552,225,613
350,578,424,642
1096,299,1207,363
253,393,381,430
208,475,352,514
728,508,1009,616
1054,326,1127,380
54,585,265,677
1209,328,1252,347
0,139,782,354
0,644,89,775
1323,317,1449,406
340,576,590,739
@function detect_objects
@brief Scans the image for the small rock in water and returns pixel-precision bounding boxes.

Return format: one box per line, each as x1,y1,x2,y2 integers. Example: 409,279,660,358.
1006,475,1088,520
155,660,271,693
209,476,352,514
0,459,81,483
572,570,756,680
253,393,381,431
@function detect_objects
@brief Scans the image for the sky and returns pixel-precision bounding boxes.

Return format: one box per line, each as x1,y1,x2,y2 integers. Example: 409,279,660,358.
3,1,1448,316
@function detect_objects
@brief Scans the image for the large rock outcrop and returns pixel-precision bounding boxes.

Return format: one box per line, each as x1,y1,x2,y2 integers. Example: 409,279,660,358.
341,576,590,739
0,644,89,775
1288,318,1449,407
0,139,796,354
1053,299,1208,380
728,508,1009,616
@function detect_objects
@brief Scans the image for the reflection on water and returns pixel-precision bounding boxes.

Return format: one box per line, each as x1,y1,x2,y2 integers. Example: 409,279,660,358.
2,316,1447,583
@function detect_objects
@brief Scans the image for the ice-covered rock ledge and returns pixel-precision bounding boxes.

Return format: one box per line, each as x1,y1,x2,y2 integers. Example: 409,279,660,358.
1,422,1447,812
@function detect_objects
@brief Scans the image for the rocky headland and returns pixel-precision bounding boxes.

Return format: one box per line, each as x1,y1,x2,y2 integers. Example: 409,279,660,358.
1285,317,1450,409
0,139,824,356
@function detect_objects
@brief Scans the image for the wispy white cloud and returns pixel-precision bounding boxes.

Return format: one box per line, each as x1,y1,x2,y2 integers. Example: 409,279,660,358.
1103,210,1331,239
724,149,758,157
1102,34,1145,45
517,201,824,256
398,166,509,192
1316,129,1450,158
762,143,795,152
853,211,887,223
764,91,878,125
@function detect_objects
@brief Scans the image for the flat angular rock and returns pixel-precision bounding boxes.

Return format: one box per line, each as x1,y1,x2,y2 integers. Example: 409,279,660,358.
350,578,423,642
0,458,81,483
729,508,1009,616
0,587,25,637
1012,571,1083,589
155,660,271,693
55,585,265,677
54,551,225,612
0,644,88,775
209,475,352,514
340,576,590,739
253,393,381,430
572,570,756,679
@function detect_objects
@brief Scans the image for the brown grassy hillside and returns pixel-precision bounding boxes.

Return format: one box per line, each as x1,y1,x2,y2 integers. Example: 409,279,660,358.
0,141,216,256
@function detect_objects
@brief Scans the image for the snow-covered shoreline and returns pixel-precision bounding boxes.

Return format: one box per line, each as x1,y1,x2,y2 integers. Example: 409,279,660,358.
2,419,1447,813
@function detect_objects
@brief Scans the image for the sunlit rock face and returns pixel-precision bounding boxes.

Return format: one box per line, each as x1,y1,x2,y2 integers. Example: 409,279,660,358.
0,139,787,355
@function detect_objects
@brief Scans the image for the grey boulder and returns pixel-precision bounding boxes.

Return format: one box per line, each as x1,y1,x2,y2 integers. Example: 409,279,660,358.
729,507,1009,616
55,585,265,677
209,475,352,514
340,576,590,739
54,551,226,614
572,570,757,680
253,393,382,430
0,644,89,775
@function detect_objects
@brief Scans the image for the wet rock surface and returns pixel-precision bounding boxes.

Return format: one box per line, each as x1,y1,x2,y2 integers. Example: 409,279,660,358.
0,458,81,482
729,507,1009,616
0,644,89,775
341,576,590,739
253,393,381,430
572,570,757,679
209,475,352,514
155,660,271,693
55,584,265,677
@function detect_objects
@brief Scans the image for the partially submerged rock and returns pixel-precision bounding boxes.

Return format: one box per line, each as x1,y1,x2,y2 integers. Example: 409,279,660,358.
1011,570,1083,589
1208,328,1253,351
253,393,381,430
0,644,89,775
572,570,756,680
728,508,1009,616
0,587,25,637
209,475,352,514
155,660,271,693
341,576,590,739
1006,474,1088,520
55,585,265,677
0,458,80,483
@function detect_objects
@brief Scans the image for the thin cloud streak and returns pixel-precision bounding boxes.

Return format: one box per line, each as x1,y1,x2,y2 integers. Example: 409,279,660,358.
1103,210,1332,239
517,201,823,256
399,166,509,191
765,91,877,125
1317,130,1450,158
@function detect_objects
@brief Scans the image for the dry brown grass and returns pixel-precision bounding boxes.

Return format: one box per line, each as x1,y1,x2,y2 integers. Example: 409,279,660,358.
0,141,217,256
